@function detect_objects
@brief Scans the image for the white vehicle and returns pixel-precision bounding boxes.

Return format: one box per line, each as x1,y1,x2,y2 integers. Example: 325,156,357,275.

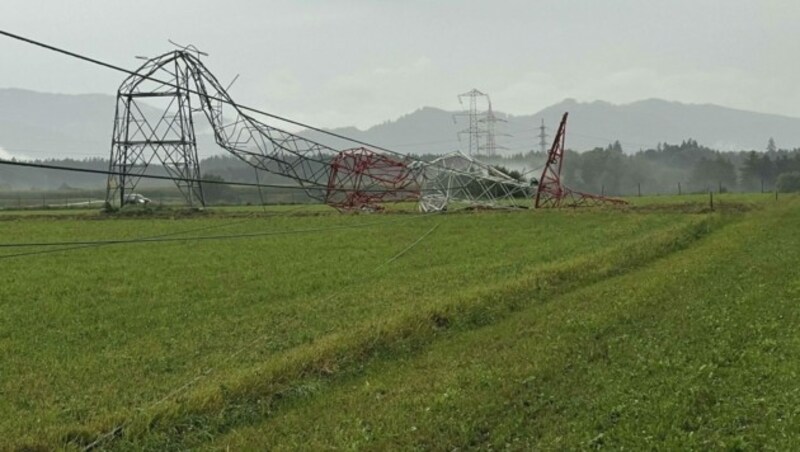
123,193,151,205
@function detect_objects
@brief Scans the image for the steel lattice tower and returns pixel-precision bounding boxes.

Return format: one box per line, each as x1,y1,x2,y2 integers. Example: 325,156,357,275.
106,53,205,208
455,89,488,156
537,118,549,154
479,99,507,156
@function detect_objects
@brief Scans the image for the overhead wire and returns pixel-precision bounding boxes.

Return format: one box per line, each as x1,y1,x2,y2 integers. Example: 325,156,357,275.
0,29,440,159
0,213,262,261
82,212,443,451
0,204,318,261
0,29,666,169
0,155,527,195
0,30,543,196
0,158,314,191
0,215,430,250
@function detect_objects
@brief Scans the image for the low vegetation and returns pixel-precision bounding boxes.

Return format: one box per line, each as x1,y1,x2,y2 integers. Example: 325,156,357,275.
0,194,795,450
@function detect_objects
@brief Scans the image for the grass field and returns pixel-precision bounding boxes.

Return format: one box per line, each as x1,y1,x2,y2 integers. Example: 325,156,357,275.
0,193,797,450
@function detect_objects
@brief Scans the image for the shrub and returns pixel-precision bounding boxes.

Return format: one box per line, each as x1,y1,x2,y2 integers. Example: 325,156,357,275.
776,171,800,192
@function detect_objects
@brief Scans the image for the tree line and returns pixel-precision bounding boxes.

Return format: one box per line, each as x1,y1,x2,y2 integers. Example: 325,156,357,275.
3,138,800,196
474,138,800,195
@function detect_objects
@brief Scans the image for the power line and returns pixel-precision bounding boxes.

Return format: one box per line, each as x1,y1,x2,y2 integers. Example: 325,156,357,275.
0,29,422,159
0,215,430,250
82,215,441,450
0,156,510,195
0,213,260,260
0,204,317,261
0,30,668,157
0,158,315,191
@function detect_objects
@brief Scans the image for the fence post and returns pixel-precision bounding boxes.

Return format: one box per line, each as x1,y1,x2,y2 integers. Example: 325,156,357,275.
709,191,714,210
678,182,682,195
638,183,641,197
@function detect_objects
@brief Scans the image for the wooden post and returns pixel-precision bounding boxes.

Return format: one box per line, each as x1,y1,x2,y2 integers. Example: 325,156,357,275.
718,181,722,193
601,185,605,196
709,191,714,210
761,179,764,193
678,182,682,195
638,183,641,197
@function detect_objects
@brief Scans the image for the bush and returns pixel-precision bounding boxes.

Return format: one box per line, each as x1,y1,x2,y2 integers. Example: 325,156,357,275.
776,172,800,193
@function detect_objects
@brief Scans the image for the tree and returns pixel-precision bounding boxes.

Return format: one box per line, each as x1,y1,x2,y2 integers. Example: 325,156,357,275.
777,172,800,192
759,154,776,188
740,151,763,191
201,173,239,204
767,137,777,153
689,155,736,192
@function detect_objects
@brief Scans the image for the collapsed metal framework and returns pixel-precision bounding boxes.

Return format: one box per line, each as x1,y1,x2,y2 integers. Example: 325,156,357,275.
534,113,628,208
106,50,532,212
325,147,420,211
421,151,530,212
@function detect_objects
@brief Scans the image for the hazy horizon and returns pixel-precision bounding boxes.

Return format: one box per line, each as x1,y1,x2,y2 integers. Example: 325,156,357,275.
1,0,799,131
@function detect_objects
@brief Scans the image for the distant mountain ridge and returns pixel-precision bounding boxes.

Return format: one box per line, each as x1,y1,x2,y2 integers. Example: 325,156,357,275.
302,99,800,154
2,88,800,160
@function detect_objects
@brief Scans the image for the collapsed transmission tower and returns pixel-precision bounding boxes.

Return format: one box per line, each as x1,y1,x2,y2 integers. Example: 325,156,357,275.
419,151,530,212
534,113,628,208
107,54,205,207
105,50,531,212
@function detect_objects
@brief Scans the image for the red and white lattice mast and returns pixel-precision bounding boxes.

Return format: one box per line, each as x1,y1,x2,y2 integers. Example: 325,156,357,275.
534,113,628,208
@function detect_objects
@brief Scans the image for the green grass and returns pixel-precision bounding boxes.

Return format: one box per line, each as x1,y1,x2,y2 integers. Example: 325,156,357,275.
0,195,794,449
208,199,800,450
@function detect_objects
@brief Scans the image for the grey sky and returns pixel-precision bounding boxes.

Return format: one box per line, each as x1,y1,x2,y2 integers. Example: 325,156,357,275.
1,0,799,130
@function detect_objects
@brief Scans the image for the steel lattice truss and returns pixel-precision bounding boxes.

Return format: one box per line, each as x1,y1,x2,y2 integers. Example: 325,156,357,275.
106,49,531,212
534,113,628,208
420,151,531,212
325,147,420,211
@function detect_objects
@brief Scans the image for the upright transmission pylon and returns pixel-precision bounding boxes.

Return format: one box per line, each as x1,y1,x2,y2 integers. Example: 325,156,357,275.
537,118,548,154
534,113,628,208
455,89,489,156
479,99,508,157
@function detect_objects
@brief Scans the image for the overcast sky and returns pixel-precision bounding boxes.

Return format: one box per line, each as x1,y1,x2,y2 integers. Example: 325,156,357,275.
1,0,799,130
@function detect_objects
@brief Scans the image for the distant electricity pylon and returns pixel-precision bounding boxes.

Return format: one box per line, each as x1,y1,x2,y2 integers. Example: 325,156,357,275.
537,118,549,154
479,99,508,157
454,89,507,157
455,89,487,156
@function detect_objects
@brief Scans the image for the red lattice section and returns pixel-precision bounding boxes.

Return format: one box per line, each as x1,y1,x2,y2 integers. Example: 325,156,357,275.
534,113,628,208
325,147,420,211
